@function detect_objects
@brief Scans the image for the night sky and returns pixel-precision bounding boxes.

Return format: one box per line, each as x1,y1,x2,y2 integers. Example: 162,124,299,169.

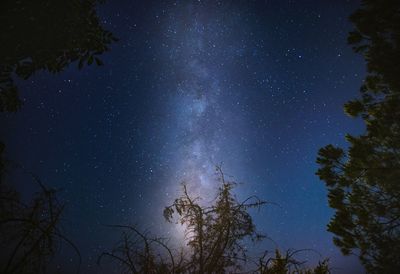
1,1,367,273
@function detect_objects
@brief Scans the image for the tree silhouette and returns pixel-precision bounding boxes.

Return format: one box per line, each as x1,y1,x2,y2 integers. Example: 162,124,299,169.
0,147,80,274
0,0,117,112
102,167,330,274
163,166,266,273
316,0,400,272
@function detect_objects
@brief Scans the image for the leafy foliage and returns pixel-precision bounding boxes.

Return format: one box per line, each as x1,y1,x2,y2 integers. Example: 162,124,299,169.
316,0,400,272
0,0,117,112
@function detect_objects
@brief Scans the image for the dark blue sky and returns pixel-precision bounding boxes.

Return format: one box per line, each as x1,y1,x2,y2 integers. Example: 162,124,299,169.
1,1,366,273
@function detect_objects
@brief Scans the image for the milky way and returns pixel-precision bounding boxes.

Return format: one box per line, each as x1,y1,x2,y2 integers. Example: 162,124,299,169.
157,2,249,206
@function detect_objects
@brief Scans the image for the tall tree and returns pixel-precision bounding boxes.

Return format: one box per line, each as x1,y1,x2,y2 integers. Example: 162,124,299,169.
316,0,400,273
0,0,117,112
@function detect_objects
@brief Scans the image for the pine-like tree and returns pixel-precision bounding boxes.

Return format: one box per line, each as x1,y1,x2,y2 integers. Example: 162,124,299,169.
316,1,400,272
